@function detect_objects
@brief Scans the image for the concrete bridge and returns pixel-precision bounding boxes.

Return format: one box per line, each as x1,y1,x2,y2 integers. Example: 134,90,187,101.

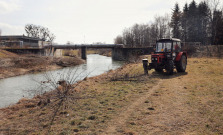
45,44,123,60
1,44,154,61
45,44,154,60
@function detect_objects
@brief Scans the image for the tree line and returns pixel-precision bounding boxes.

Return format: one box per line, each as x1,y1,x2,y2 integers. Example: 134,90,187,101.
114,0,223,47
25,24,55,43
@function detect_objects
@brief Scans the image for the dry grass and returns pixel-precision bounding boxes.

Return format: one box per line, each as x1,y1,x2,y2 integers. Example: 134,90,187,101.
122,57,223,135
0,57,222,135
0,49,18,58
87,49,112,57
0,61,156,134
62,50,80,57
86,49,97,54
182,58,223,134
0,54,85,79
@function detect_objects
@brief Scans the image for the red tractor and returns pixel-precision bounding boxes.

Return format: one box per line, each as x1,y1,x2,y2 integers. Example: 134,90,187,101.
143,38,187,75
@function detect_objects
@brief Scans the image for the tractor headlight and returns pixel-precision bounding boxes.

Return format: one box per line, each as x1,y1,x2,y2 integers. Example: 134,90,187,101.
155,57,158,60
152,58,154,60
173,52,176,57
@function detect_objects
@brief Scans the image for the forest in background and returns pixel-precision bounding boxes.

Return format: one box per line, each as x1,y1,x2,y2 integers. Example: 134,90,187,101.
114,0,223,47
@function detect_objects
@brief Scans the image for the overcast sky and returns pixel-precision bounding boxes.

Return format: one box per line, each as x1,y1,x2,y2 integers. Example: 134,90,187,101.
0,0,220,44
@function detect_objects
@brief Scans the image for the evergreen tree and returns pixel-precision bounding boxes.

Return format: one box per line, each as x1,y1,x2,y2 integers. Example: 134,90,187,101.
170,3,182,38
181,3,189,42
212,10,223,45
198,1,210,45
187,0,199,42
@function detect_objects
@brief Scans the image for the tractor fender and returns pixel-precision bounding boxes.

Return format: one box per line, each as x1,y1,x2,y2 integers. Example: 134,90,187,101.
176,52,187,61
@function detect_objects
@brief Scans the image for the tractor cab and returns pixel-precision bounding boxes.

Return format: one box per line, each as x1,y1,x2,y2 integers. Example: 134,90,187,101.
153,38,181,62
143,38,187,75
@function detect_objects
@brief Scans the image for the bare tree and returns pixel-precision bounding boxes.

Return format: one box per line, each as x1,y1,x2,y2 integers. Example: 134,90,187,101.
25,24,56,43
25,24,33,37
205,0,222,44
48,33,56,44
114,35,123,44
206,0,220,12
155,14,171,39
118,14,171,48
40,27,49,41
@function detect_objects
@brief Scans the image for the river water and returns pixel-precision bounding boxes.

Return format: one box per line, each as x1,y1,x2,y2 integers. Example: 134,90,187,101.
0,54,123,108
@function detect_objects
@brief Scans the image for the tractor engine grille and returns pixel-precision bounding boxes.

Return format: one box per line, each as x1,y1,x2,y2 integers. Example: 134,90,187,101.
152,57,163,63
151,57,158,62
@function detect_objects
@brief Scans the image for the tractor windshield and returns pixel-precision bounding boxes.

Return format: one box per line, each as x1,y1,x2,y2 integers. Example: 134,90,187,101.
156,42,172,52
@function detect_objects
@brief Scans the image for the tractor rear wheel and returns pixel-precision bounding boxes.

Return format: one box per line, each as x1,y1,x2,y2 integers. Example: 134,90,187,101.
176,55,187,72
166,60,174,75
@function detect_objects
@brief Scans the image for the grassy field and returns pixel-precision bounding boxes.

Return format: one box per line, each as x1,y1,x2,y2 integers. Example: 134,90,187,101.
0,57,222,135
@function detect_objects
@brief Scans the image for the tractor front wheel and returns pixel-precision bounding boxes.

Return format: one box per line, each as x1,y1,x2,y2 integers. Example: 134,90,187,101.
166,60,174,75
176,55,187,72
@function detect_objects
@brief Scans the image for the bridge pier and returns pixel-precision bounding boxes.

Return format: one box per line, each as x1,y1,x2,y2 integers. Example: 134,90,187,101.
112,48,127,61
81,46,87,60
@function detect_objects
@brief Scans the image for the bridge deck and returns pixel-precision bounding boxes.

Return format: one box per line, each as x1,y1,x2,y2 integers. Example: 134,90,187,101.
45,44,124,49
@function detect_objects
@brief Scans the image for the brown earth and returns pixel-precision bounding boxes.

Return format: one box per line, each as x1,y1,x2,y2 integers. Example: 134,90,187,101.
0,50,85,79
0,57,222,135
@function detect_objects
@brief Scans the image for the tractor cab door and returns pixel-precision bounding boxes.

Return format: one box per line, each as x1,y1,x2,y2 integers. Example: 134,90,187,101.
173,41,181,52
173,41,181,59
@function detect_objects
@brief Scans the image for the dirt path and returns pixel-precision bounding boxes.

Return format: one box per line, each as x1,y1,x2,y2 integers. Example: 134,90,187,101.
103,80,163,135
143,75,195,134
101,72,202,135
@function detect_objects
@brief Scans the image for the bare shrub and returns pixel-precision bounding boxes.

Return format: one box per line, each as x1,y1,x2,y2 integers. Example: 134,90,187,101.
27,67,91,133
63,50,70,56
62,49,80,57
109,63,143,81
182,45,197,57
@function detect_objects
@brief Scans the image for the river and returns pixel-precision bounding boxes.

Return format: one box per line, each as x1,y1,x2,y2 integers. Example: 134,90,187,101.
0,54,123,108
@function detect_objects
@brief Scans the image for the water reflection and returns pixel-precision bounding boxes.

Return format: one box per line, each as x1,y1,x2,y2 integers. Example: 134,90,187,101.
0,54,123,108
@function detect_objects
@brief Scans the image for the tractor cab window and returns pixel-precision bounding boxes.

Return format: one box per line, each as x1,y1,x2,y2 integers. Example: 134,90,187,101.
173,41,181,52
156,42,172,52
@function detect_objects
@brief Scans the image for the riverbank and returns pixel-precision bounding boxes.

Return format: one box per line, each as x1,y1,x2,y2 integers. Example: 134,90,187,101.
0,57,223,134
0,50,85,79
87,49,112,57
